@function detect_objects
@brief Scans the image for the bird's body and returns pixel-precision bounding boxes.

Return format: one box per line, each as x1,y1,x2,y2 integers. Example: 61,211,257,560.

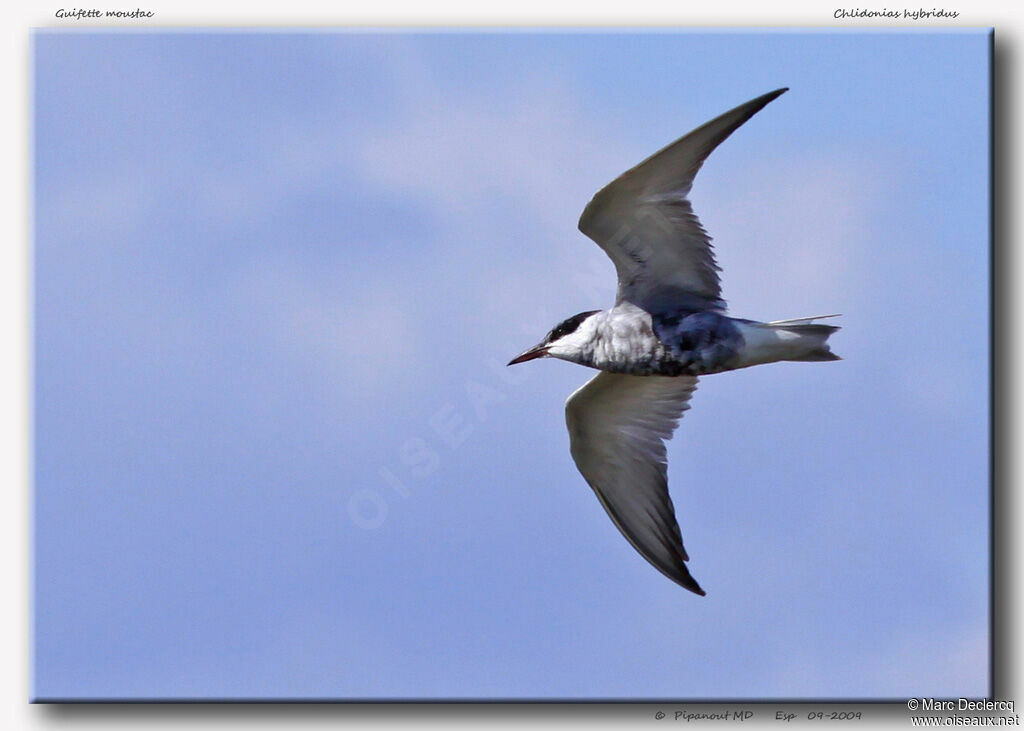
543,304,838,377
508,88,840,596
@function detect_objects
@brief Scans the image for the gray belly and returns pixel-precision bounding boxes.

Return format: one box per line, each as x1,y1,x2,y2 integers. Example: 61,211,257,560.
650,311,745,376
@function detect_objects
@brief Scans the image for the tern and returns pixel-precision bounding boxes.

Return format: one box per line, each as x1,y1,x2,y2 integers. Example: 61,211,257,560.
508,88,840,596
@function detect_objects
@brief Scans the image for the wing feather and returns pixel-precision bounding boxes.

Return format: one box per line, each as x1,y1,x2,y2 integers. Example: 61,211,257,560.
578,88,788,314
565,372,704,594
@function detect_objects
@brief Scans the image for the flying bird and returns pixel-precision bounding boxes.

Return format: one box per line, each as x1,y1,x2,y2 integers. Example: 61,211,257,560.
508,88,840,596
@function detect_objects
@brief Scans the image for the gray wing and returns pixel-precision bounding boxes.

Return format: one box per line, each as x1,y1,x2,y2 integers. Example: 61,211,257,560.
578,88,788,314
565,371,704,595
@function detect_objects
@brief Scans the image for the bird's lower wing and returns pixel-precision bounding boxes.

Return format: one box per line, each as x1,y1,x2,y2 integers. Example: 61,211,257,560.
564,371,704,595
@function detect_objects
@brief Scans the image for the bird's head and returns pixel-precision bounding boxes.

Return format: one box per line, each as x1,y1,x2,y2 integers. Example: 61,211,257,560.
508,310,602,366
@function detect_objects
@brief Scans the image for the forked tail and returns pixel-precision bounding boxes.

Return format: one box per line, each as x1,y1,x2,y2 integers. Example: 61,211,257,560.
768,315,841,362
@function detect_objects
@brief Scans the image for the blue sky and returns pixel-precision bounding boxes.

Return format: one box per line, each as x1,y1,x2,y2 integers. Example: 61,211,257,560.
33,30,990,700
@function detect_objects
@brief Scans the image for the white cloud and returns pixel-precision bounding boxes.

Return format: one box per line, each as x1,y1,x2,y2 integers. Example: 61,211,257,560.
221,258,418,397
353,53,634,333
869,622,990,698
768,621,989,698
702,152,888,320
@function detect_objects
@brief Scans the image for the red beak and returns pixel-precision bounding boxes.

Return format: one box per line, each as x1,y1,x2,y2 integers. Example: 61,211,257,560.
507,345,549,366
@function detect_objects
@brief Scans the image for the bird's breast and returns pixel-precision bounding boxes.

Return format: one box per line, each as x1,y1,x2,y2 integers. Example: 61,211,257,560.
587,309,743,376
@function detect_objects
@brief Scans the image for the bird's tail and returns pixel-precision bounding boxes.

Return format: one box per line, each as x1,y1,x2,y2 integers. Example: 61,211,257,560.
766,315,842,362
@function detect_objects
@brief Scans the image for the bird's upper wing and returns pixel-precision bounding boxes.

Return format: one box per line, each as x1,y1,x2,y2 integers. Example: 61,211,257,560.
565,371,704,595
578,88,788,314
